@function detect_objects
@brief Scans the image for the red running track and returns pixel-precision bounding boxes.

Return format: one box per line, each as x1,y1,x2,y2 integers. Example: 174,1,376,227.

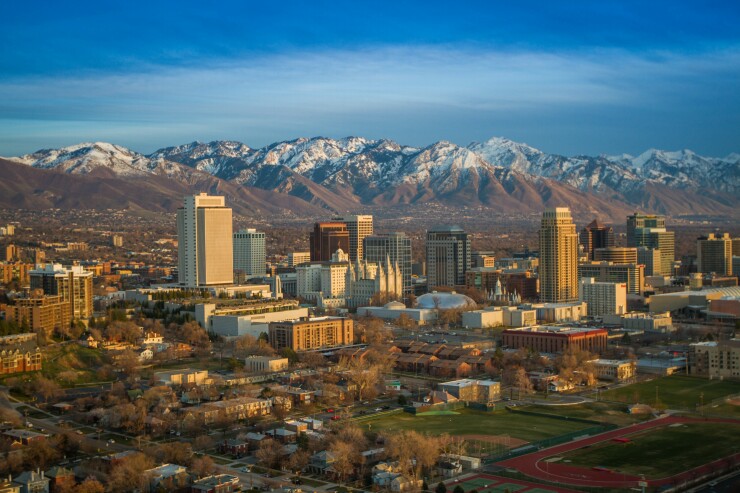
497,416,740,489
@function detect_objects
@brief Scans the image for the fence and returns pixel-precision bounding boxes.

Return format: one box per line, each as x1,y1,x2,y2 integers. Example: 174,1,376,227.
482,408,617,463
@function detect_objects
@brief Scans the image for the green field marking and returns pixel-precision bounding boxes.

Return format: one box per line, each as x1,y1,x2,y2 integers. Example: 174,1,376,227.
559,422,740,477
417,410,461,416
526,489,558,493
599,375,740,412
488,483,526,493
358,408,591,442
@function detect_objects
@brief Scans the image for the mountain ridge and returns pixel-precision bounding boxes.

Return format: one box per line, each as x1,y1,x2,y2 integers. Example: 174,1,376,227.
3,136,738,219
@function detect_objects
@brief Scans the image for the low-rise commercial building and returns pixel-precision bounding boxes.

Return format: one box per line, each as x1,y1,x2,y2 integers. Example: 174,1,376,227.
462,308,503,329
357,301,437,324
650,286,740,313
438,379,500,403
502,326,607,354
592,359,635,381
155,369,211,387
245,356,289,373
528,301,587,323
194,301,309,337
502,306,537,327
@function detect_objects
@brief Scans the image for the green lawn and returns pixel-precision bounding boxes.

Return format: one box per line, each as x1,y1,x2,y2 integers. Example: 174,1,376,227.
358,408,591,443
558,422,740,478
520,402,650,427
598,375,740,413
40,343,110,385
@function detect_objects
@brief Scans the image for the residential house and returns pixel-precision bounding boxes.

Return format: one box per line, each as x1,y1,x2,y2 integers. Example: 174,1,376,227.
266,428,296,443
308,450,336,475
220,439,249,457
0,477,20,493
245,432,267,448
0,348,42,375
44,467,74,493
12,471,49,493
3,430,47,446
391,476,423,492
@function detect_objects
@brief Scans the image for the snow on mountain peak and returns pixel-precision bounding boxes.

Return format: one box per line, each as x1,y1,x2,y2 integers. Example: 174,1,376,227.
7,136,738,199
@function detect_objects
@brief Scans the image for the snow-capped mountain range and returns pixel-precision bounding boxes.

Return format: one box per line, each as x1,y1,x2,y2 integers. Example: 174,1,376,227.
3,137,738,217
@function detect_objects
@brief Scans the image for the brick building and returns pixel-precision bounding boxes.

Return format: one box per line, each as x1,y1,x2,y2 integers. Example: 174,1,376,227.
502,326,607,354
0,348,42,375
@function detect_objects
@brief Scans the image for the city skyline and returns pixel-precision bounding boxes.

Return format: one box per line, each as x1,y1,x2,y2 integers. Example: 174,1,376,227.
2,1,739,157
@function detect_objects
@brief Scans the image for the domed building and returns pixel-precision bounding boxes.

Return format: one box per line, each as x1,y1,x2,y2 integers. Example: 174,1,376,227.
416,291,477,310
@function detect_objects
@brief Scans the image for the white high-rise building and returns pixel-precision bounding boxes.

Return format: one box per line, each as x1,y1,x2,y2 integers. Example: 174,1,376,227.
234,229,266,277
579,278,627,317
177,193,233,287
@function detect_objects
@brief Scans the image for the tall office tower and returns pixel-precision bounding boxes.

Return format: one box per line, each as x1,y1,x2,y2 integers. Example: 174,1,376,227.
626,213,666,246
426,226,471,289
234,228,266,277
637,247,662,276
333,215,373,261
593,247,638,264
697,233,733,275
364,232,412,294
733,238,740,257
309,222,350,262
627,213,674,276
632,228,675,276
539,207,579,303
30,264,93,320
177,193,234,287
579,219,615,260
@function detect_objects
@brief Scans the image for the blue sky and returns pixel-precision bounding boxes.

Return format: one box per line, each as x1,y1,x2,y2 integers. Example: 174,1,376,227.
1,1,739,157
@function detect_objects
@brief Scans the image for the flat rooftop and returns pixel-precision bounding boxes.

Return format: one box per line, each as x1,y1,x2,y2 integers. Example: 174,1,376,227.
506,325,604,335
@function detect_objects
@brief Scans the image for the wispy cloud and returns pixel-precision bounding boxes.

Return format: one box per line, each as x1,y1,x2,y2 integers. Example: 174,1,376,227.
1,45,739,156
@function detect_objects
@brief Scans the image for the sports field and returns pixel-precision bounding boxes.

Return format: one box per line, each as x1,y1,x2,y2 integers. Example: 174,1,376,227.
521,401,648,427
498,416,740,489
556,422,740,477
447,473,577,493
598,375,740,412
358,408,591,442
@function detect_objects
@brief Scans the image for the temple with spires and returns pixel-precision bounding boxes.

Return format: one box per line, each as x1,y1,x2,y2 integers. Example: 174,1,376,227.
346,255,403,308
487,277,522,306
297,249,403,309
